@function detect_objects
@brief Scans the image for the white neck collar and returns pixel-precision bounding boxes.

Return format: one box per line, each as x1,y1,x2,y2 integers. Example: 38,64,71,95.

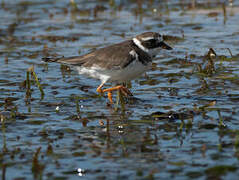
132,38,149,53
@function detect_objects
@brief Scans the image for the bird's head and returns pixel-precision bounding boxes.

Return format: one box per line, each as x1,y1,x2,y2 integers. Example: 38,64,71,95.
133,32,172,57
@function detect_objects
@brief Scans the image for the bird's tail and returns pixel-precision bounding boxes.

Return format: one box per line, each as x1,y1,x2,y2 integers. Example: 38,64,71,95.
42,57,63,62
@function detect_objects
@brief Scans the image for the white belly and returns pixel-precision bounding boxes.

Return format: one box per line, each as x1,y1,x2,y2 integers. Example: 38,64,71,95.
109,60,152,83
76,60,152,84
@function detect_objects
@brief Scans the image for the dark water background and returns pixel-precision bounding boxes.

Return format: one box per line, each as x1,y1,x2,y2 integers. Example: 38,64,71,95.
1,0,239,179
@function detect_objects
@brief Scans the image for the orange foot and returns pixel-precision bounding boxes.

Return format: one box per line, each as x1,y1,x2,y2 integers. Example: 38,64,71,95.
96,85,132,104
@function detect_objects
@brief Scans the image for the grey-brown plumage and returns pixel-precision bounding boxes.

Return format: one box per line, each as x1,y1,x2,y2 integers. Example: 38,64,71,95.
43,32,172,71
43,40,151,70
43,32,172,103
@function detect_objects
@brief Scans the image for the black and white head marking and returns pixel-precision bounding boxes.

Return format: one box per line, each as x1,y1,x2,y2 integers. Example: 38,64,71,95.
132,38,149,53
132,32,172,57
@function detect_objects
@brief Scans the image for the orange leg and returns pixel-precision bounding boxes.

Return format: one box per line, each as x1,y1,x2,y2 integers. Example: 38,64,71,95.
96,83,104,94
107,91,113,104
96,84,132,104
103,85,132,104
103,86,132,95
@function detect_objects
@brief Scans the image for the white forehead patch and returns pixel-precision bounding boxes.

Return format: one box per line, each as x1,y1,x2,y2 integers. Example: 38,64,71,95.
141,35,163,42
141,37,154,41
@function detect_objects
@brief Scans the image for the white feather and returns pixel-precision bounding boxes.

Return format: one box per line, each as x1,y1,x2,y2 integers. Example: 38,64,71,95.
133,37,162,58
158,36,163,42
129,50,138,57
76,65,110,84
76,54,151,84
133,38,148,53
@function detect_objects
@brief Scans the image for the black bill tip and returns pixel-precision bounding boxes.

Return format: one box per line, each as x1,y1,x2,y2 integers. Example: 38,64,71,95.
159,41,173,50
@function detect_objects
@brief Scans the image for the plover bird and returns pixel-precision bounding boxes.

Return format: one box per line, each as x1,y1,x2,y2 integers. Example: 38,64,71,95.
43,32,172,104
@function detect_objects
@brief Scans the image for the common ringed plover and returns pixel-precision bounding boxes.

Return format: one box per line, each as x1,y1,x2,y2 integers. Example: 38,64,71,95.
43,32,172,104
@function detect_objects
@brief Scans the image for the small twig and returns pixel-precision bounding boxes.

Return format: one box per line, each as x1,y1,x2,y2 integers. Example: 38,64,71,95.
28,66,45,99
226,48,233,57
217,110,226,128
75,96,80,115
26,70,31,99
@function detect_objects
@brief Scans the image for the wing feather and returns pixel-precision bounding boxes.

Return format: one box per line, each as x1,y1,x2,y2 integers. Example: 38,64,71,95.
43,40,151,70
55,40,135,70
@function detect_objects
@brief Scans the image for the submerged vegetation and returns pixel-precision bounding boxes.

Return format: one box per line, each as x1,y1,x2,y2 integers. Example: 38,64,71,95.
1,0,239,179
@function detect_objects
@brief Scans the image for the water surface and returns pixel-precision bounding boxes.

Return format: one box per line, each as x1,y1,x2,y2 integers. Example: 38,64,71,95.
1,0,239,179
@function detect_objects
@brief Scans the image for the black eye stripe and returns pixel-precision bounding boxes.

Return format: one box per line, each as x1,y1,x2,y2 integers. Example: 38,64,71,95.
141,39,159,49
146,39,156,43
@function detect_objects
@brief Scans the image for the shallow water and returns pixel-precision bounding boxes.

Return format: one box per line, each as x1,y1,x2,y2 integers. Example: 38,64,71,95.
1,0,239,179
